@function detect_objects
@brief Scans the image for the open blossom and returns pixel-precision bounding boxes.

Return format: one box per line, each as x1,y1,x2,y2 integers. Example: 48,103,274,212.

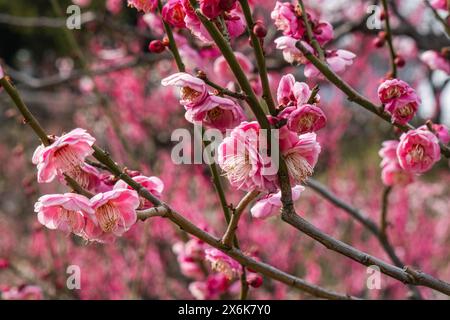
397,129,441,174
34,193,93,236
421,50,450,74
271,1,302,38
218,121,278,192
304,50,356,78
205,248,241,280
32,128,95,184
1,285,43,300
161,72,208,106
280,104,327,134
377,79,420,124
85,189,140,241
313,21,334,46
127,0,157,12
275,37,311,65
276,74,315,107
379,140,414,186
185,95,246,131
114,175,164,209
251,185,304,219
162,0,186,28
281,132,321,184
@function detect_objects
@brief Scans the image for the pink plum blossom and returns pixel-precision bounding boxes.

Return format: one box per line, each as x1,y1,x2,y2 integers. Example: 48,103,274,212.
430,0,447,10
114,175,164,209
397,129,441,174
276,73,315,107
377,79,420,124
34,193,93,236
218,121,278,192
251,185,304,219
127,0,157,12
85,189,140,241
281,132,321,184
185,95,246,131
161,72,208,106
304,50,356,78
274,37,311,65
280,104,327,134
379,140,414,186
271,1,303,39
205,248,242,279
162,0,186,28
32,128,95,184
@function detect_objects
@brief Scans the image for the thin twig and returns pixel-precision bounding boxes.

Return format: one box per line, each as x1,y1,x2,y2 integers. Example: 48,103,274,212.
381,0,398,77
222,190,260,248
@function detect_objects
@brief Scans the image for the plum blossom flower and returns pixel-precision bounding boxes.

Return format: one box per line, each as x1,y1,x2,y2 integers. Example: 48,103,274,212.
281,132,321,184
274,37,312,65
162,0,186,28
34,193,93,236
271,1,302,38
161,72,208,106
127,0,157,12
218,121,278,192
32,128,95,184
421,50,450,74
377,79,420,125
185,95,246,131
85,189,140,241
314,21,334,46
397,129,441,174
276,74,315,107
304,50,356,78
280,104,327,134
379,140,414,186
205,248,241,279
1,285,43,300
251,185,304,219
114,175,164,209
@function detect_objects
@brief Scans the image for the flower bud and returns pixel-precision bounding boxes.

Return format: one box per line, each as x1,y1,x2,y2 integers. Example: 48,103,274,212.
148,40,166,54
253,21,267,38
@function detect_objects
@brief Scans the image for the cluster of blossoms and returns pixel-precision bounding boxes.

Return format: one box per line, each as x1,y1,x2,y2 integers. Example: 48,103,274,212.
131,0,245,45
379,125,449,186
162,72,245,131
271,1,355,78
172,239,262,299
31,129,164,243
377,79,420,125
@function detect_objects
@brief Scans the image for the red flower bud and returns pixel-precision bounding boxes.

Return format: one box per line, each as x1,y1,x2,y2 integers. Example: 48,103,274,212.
148,40,166,54
395,55,405,68
253,21,267,38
